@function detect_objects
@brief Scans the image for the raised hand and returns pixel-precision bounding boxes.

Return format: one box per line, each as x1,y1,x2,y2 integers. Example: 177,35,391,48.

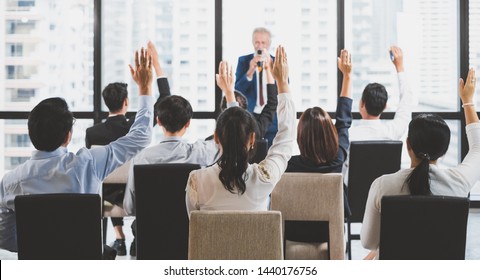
460,68,477,104
216,61,235,103
460,68,478,125
129,47,153,95
338,49,352,98
390,46,404,72
272,45,289,84
337,49,352,76
147,41,165,77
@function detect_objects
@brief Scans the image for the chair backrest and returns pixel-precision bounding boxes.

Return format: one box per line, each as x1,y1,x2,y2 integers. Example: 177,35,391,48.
270,173,344,260
250,138,268,164
348,141,402,222
15,193,102,260
379,195,470,260
103,160,131,184
134,163,201,260
188,210,283,260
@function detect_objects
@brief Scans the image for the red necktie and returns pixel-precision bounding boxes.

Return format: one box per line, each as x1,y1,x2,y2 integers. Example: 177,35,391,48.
259,69,264,106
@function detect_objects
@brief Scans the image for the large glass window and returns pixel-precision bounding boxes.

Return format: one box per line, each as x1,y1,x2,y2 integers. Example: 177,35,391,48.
346,0,459,112
223,0,338,112
101,0,216,112
1,0,94,111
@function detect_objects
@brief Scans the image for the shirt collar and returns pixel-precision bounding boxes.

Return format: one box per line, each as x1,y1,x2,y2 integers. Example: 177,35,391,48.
31,146,68,160
159,136,184,143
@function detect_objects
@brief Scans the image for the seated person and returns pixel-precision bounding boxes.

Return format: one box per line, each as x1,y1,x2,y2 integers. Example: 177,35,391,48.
85,41,171,256
186,45,294,214
343,46,416,183
284,49,353,244
0,47,154,252
361,68,479,259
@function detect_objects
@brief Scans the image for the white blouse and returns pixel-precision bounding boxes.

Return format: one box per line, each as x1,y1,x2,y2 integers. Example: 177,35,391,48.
185,93,296,215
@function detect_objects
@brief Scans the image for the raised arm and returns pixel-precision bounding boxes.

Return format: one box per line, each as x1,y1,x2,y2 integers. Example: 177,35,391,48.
460,68,478,125
452,68,480,189
338,49,352,98
257,45,295,183
147,41,171,127
216,61,236,104
386,46,416,139
336,49,353,160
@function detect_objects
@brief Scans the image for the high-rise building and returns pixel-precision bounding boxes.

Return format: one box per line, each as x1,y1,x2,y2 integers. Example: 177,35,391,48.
1,0,94,177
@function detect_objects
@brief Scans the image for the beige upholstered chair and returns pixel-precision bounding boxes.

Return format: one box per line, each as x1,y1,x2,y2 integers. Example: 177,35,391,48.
91,145,129,218
101,160,130,218
271,173,344,260
188,210,283,260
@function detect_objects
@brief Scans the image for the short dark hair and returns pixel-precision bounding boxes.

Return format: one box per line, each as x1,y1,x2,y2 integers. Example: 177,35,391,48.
28,97,74,151
297,107,339,165
220,90,248,111
155,95,193,133
102,83,128,113
361,83,388,116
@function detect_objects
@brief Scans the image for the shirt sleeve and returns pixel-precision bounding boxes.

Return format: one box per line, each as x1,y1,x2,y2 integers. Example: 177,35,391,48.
256,92,295,184
450,122,480,189
383,72,416,139
185,171,199,218
360,177,382,250
335,97,353,162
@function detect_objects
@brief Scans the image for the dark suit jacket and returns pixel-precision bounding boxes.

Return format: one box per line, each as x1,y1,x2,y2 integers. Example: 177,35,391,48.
86,77,171,148
235,53,278,145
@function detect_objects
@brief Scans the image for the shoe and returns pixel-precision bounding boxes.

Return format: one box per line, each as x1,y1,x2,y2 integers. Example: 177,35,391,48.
112,239,127,256
130,239,136,257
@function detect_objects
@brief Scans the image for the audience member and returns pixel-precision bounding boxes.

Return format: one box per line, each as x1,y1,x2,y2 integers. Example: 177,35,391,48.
0,47,154,252
122,42,221,255
287,49,352,173
85,82,131,256
361,68,479,259
283,49,352,243
185,45,295,214
343,46,416,183
349,46,415,141
235,27,278,146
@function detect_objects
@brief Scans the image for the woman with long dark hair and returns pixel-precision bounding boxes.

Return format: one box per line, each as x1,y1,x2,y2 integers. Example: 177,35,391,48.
185,46,295,213
287,49,352,173
361,68,479,257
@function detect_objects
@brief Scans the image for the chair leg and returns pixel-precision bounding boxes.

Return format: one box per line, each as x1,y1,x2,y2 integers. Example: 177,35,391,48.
347,220,352,260
102,217,108,245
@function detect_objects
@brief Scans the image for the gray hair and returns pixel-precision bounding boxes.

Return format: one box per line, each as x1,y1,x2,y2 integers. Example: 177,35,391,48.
252,27,272,43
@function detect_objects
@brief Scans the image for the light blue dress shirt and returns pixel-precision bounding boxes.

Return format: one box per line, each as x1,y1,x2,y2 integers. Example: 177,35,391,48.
123,136,220,215
0,95,153,252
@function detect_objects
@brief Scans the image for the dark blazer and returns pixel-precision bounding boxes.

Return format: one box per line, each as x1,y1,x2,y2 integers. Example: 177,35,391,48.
235,53,278,145
86,77,171,148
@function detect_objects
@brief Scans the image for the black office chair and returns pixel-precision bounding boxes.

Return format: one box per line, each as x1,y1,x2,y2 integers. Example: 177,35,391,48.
14,193,103,260
134,163,201,260
250,138,268,164
346,140,402,259
379,195,469,260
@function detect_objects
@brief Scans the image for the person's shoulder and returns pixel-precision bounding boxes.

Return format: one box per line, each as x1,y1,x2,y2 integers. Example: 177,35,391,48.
239,53,254,61
85,122,105,136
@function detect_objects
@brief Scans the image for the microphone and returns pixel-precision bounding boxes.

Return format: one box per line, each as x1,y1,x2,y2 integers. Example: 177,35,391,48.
256,49,264,71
